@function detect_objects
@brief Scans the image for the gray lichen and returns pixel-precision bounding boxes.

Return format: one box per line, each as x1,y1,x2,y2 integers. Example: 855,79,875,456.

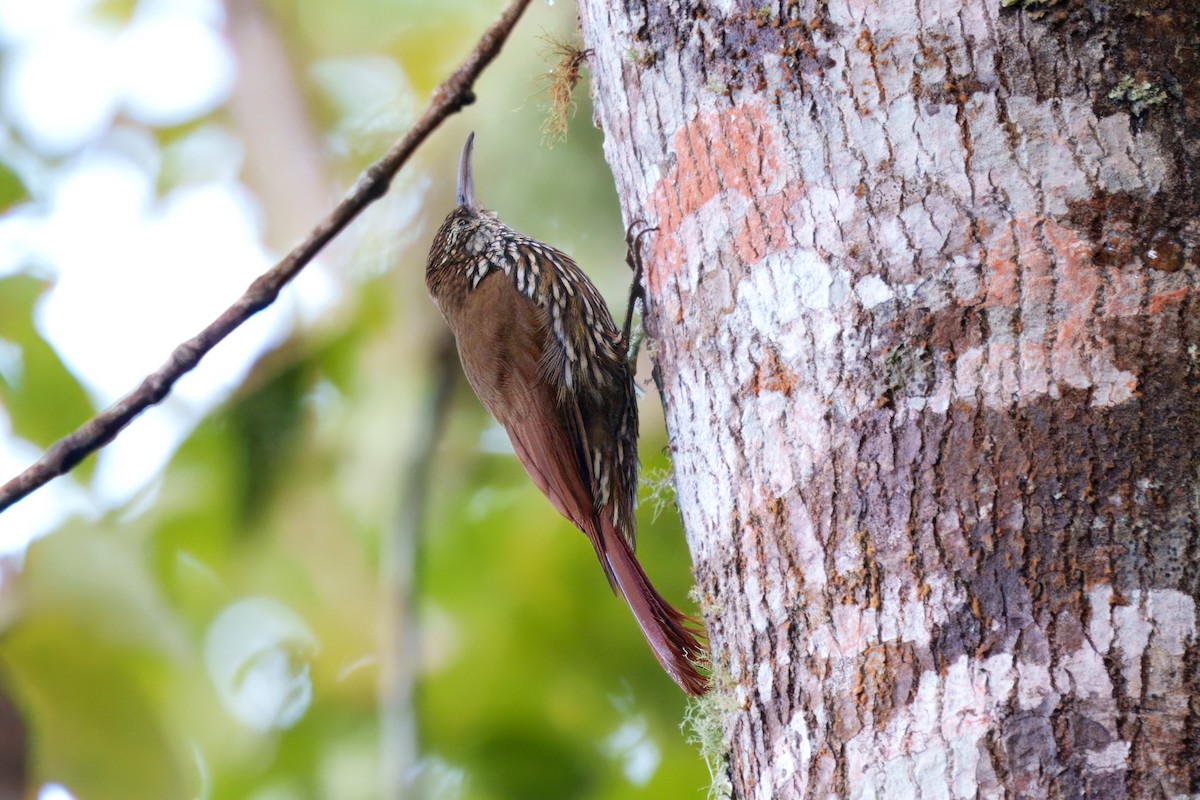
1108,75,1169,117
682,685,737,800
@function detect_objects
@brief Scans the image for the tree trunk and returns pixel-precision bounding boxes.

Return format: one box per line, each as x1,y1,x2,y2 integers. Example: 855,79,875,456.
578,1,1199,797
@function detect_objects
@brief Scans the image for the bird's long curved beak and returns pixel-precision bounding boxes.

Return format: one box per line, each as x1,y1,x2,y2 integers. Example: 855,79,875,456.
457,132,476,210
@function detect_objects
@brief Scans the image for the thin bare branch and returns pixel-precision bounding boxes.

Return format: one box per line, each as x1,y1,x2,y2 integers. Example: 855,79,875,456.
0,0,534,516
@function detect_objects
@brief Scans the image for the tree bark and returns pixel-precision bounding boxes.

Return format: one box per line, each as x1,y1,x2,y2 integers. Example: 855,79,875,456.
579,1,1199,797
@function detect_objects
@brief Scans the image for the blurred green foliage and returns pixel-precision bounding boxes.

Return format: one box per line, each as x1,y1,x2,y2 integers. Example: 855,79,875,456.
0,162,29,214
0,1,707,798
0,276,95,458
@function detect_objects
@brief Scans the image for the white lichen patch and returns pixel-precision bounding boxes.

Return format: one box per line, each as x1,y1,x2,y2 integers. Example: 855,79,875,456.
757,661,774,703
826,585,1196,797
739,390,796,494
855,274,895,308
1088,740,1132,772
789,494,828,589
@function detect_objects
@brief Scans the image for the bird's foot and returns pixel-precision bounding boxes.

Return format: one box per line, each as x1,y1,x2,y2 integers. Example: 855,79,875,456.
621,221,657,367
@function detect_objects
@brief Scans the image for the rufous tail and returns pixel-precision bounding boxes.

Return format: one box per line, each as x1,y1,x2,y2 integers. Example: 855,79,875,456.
600,519,710,695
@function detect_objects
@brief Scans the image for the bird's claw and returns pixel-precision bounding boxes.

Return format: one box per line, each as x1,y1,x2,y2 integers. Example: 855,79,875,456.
621,221,657,363
624,220,658,274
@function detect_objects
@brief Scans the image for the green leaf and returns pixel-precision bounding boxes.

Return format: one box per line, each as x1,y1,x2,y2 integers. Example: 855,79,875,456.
0,162,29,213
0,275,95,461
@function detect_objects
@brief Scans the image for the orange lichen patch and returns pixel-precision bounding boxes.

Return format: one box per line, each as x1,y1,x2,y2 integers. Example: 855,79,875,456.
1051,315,1092,383
1149,287,1187,315
646,101,806,295
650,108,770,234
646,230,685,299
1045,219,1100,310
986,217,1169,334
750,348,799,397
984,217,1117,318
982,217,1053,309
983,235,1019,308
854,27,875,53
974,214,1155,406
733,181,808,264
1039,220,1105,392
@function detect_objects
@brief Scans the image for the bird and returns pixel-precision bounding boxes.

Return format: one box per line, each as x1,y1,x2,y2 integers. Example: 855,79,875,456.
424,132,709,695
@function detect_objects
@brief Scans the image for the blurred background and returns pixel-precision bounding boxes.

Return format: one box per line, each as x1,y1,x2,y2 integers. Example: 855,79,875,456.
0,0,708,798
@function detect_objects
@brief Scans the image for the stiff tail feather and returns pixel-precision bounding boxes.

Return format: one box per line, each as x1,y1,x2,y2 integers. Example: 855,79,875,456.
600,519,710,696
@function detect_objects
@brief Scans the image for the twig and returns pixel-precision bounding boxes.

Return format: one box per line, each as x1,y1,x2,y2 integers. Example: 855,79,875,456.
0,0,534,516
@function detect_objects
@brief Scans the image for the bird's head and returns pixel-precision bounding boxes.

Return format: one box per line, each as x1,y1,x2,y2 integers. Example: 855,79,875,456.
425,133,508,290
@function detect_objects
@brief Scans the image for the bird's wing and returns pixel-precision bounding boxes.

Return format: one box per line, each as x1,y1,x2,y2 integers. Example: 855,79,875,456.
453,272,617,588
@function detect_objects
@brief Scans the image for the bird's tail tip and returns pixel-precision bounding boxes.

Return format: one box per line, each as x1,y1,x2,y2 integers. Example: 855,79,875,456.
604,532,712,696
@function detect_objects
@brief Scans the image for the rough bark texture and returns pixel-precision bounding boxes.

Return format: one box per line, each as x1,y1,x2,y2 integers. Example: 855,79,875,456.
578,1,1199,797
